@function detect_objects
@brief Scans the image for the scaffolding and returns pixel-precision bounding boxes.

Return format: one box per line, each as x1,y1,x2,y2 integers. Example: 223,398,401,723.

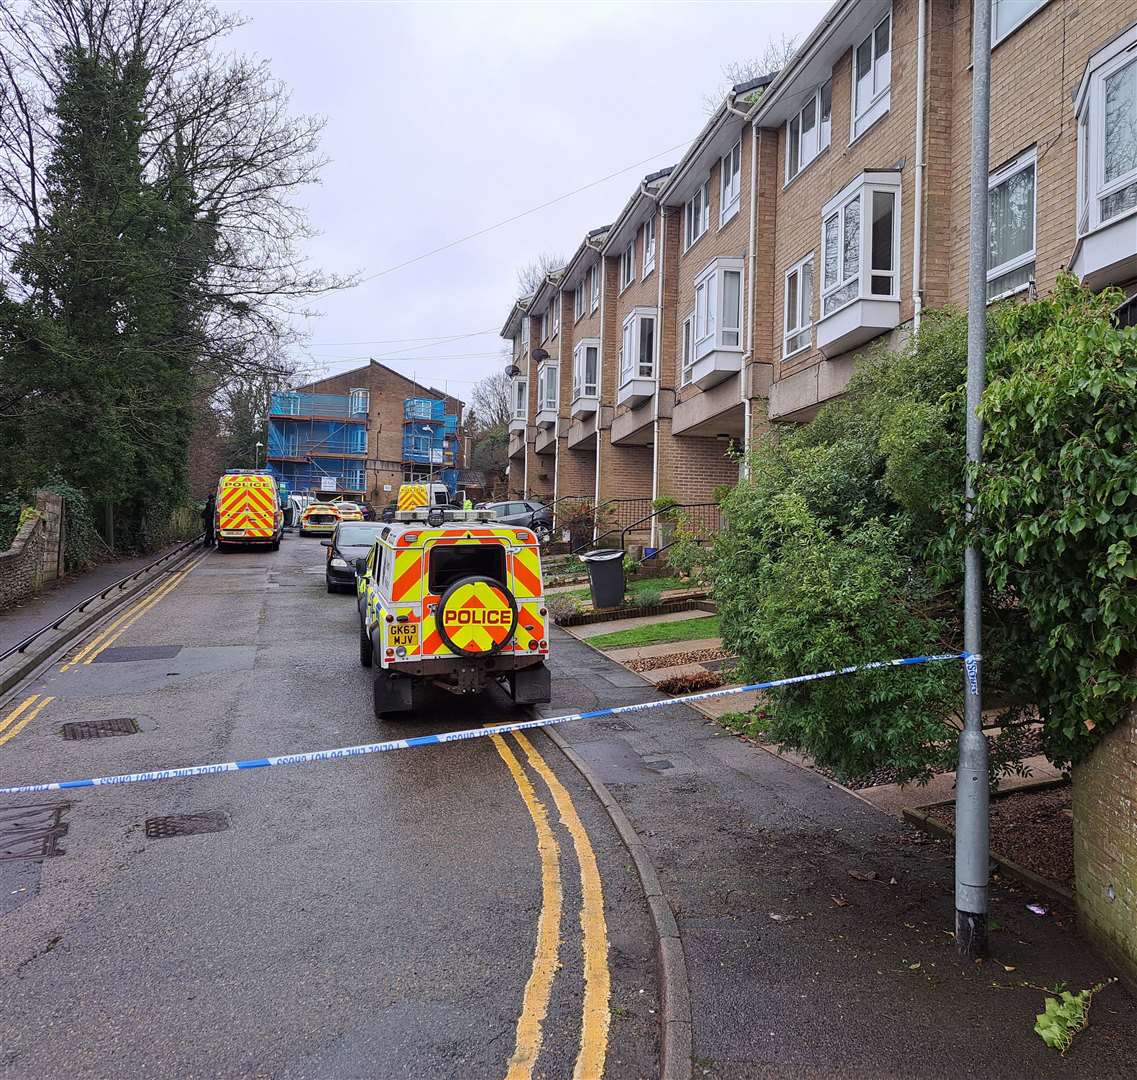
402,397,460,493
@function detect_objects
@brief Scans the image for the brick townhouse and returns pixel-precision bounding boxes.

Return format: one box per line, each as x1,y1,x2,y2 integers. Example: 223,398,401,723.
503,0,1137,525
300,360,464,503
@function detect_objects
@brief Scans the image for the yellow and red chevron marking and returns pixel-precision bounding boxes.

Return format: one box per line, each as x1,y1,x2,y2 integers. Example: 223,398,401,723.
390,549,423,602
397,485,427,511
515,602,545,651
511,547,543,599
218,481,276,535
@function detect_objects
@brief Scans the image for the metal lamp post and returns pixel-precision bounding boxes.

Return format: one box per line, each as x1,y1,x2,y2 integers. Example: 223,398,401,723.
255,441,264,470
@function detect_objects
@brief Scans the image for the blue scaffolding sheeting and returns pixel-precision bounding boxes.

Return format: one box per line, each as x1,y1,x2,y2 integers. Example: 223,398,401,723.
268,418,366,458
271,391,368,419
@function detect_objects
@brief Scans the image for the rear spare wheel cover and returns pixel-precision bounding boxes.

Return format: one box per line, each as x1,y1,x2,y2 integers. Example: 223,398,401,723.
436,575,518,657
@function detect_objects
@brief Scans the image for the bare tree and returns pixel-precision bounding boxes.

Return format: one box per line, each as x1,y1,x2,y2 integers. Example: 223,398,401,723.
470,368,512,431
514,251,564,298
0,0,350,384
701,35,798,115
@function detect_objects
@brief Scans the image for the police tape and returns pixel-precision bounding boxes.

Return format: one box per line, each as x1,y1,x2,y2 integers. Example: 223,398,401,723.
0,651,977,796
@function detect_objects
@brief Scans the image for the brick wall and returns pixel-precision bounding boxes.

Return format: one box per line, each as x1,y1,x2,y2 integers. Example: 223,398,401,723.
1072,708,1137,993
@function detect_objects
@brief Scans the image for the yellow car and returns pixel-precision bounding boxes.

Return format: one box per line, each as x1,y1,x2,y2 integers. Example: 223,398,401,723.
335,501,365,522
299,503,341,536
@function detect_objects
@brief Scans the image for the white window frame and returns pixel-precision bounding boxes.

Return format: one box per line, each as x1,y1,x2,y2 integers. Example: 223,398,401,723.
589,264,600,311
680,314,696,386
643,215,656,276
552,295,560,336
572,338,600,400
684,179,711,250
986,148,1037,302
851,9,891,141
992,0,1049,46
540,309,550,342
619,307,657,385
720,139,742,225
784,255,815,359
692,257,744,362
573,281,584,321
820,172,901,319
1076,25,1137,238
619,239,635,291
537,363,558,412
786,80,832,183
511,377,528,421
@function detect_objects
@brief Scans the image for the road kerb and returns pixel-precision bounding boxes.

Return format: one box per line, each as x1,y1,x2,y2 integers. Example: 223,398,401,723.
543,724,693,1080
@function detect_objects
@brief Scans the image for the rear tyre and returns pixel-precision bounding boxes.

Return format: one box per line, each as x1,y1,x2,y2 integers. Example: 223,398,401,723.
271,538,281,552
359,621,373,667
215,540,228,553
373,670,413,718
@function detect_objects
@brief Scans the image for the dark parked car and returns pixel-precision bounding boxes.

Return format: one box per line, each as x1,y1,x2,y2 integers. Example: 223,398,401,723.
321,521,386,594
480,499,552,540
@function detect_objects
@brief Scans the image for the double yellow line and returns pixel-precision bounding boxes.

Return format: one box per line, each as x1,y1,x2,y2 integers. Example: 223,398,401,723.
491,728,610,1080
60,550,209,671
0,694,54,749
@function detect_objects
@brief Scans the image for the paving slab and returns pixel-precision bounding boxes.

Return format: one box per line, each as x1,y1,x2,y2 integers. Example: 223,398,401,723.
603,637,725,662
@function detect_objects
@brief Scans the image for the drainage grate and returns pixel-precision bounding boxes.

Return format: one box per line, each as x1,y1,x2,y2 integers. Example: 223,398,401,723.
0,803,68,861
62,717,139,740
144,811,229,839
597,719,634,732
93,645,182,664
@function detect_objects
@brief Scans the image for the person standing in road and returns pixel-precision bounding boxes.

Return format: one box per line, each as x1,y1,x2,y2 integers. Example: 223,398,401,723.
202,491,216,548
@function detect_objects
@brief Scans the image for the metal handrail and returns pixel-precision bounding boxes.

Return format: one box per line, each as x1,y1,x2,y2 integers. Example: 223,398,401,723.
0,534,204,665
570,502,720,554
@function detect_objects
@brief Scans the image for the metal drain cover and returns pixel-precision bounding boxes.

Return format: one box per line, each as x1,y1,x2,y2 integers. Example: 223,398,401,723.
597,719,634,732
93,645,182,664
0,803,68,861
144,811,229,839
62,717,139,740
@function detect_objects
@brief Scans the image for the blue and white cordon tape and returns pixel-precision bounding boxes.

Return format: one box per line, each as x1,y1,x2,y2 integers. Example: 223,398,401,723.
0,651,978,796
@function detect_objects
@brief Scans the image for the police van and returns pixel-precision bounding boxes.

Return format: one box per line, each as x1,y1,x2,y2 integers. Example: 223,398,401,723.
356,484,550,717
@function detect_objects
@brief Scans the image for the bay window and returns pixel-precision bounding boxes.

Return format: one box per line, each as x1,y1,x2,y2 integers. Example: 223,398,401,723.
852,9,891,140
684,179,711,250
590,264,600,311
721,139,742,224
784,255,814,358
817,172,901,356
992,0,1048,45
787,80,832,182
987,149,1036,300
620,239,635,290
619,308,656,386
572,338,600,404
510,377,528,428
536,363,558,421
643,215,657,275
684,258,744,389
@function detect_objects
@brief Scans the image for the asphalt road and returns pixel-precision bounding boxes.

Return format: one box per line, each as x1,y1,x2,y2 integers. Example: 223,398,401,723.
0,533,659,1080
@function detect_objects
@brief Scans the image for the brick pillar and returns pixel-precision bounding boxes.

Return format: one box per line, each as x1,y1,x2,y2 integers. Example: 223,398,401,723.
1072,709,1137,993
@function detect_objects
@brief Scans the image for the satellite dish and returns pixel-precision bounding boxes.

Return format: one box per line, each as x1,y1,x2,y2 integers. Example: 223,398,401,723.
532,348,550,362
505,363,521,377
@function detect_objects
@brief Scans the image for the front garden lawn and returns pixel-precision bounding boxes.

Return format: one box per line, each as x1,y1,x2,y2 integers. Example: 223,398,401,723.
587,614,720,650
564,576,692,603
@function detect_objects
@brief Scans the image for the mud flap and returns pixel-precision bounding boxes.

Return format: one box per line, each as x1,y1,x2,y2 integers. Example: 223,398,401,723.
509,663,551,705
373,671,414,718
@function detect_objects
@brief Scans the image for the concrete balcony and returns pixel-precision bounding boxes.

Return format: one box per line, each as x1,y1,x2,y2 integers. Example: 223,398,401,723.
535,423,557,455
817,297,899,359
567,411,599,450
508,427,527,459
536,407,557,429
611,398,656,446
673,372,744,437
509,417,527,434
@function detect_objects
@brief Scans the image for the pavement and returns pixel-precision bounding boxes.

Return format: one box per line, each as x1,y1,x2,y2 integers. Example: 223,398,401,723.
543,632,1137,1079
0,548,187,655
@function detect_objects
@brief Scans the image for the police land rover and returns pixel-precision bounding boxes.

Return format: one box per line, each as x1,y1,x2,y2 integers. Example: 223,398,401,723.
356,484,551,717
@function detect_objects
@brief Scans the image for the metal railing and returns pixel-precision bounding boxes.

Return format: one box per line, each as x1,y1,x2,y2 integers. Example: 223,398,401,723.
570,502,721,555
0,534,204,665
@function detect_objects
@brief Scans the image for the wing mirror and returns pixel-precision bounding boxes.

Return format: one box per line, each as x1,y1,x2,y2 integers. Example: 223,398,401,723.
354,557,368,576
320,539,333,547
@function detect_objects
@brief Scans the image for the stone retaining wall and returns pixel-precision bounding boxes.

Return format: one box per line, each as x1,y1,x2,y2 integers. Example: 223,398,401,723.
0,511,47,611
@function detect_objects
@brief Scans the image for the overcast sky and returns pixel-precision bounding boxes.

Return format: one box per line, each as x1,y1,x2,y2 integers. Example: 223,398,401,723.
221,0,828,399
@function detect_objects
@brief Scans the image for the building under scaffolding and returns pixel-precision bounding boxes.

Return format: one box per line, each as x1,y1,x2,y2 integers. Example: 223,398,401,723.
266,389,369,501
402,398,460,495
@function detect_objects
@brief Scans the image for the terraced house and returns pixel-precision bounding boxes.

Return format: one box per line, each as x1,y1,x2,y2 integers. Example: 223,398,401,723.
503,0,1137,532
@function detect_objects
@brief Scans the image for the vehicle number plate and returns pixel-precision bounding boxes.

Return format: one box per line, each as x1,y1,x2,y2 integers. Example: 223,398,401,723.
389,623,418,649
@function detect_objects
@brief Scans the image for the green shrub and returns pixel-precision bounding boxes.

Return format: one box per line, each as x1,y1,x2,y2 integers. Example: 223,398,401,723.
633,586,662,608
